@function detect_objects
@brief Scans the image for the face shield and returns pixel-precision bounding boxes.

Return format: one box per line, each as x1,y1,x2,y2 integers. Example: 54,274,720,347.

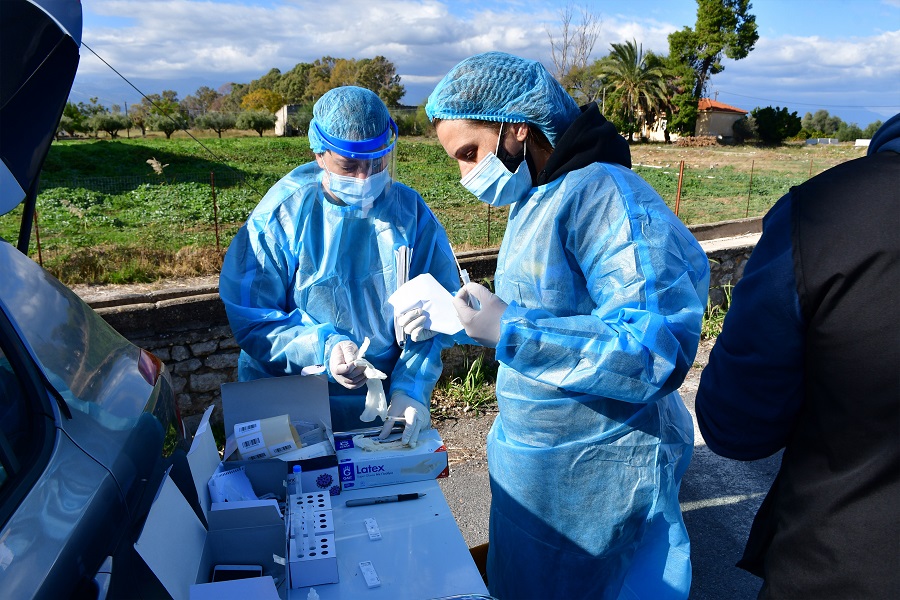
315,118,398,210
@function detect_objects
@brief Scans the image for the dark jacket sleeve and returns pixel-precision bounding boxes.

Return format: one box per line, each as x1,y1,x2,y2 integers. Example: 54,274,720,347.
695,193,806,460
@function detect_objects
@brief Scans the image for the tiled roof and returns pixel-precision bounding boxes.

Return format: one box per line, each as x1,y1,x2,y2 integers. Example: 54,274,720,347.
698,98,747,114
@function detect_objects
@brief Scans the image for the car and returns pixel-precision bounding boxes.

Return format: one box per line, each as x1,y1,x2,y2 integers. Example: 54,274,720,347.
0,1,187,597
0,238,186,599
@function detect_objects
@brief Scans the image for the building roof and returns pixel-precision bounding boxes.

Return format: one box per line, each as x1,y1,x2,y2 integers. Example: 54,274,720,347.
698,98,747,114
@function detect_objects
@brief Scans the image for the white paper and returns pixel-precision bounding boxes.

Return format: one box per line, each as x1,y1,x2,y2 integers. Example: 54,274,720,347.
387,273,463,335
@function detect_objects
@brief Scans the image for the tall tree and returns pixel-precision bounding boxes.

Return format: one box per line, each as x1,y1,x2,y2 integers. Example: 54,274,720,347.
356,56,405,106
669,0,758,100
275,63,312,104
667,0,758,134
182,86,221,119
752,106,801,145
599,39,668,141
241,89,285,113
249,68,283,93
546,3,602,81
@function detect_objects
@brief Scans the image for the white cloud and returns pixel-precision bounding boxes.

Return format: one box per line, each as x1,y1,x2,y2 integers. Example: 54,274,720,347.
74,0,899,123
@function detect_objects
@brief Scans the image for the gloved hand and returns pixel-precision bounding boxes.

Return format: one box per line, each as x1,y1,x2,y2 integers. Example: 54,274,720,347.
397,307,438,343
329,340,366,389
378,393,430,447
452,282,508,348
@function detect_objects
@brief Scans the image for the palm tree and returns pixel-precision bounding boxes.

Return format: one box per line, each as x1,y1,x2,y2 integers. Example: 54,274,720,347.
599,39,668,141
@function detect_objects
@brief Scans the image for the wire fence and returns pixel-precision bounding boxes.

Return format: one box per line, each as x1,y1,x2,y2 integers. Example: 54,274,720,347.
38,170,247,193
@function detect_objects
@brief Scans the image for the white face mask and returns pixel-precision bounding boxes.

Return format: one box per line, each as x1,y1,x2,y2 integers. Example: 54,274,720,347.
460,145,532,207
323,167,391,209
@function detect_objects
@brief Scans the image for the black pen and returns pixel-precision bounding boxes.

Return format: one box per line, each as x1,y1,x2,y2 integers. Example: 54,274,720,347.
345,493,426,507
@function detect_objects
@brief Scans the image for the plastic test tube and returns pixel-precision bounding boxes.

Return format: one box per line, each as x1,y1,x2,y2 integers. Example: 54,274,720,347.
451,244,480,309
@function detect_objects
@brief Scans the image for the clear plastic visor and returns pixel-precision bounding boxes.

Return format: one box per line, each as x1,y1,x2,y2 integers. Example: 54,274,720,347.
314,118,398,181
320,148,395,181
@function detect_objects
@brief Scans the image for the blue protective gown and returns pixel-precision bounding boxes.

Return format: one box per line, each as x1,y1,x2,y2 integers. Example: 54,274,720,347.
487,158,709,598
219,162,460,432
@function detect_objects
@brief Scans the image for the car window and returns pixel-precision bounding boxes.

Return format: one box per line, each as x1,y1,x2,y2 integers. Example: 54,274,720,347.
0,347,33,492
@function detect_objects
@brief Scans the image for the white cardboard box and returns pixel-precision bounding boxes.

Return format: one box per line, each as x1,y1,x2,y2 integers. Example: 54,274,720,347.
220,374,342,496
134,406,284,600
335,428,449,490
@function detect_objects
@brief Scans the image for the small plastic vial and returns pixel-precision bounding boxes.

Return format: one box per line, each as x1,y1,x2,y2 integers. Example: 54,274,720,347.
287,464,302,496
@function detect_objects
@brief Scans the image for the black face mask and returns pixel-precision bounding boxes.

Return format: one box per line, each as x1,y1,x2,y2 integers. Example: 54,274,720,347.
496,132,525,173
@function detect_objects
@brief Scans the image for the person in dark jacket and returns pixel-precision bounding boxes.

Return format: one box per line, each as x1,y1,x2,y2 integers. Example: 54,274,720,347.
415,51,710,600
696,113,900,598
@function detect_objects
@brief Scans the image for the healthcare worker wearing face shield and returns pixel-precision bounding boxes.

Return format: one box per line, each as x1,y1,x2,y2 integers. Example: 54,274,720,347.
219,86,460,444
422,52,710,599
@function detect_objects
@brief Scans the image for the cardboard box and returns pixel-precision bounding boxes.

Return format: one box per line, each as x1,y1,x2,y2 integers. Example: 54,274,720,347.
134,406,285,600
335,428,449,490
220,374,341,496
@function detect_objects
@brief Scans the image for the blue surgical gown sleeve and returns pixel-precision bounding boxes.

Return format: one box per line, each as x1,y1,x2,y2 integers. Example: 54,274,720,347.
220,184,345,377
495,164,710,404
696,193,806,460
387,209,460,405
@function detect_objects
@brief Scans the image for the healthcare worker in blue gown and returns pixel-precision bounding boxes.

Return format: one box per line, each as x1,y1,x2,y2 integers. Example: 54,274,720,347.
219,86,460,443
422,52,710,599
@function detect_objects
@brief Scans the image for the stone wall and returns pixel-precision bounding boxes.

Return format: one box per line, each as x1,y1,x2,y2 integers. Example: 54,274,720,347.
87,225,756,432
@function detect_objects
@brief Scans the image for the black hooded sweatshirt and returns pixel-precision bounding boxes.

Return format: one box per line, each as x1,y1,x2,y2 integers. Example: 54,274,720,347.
536,102,631,186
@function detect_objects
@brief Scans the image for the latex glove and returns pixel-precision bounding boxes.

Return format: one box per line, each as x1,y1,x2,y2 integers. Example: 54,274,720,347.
354,338,389,422
452,282,508,348
397,307,438,343
329,340,366,389
378,393,430,447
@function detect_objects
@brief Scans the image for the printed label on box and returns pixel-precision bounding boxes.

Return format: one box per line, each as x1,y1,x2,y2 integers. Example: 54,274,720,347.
334,436,354,451
339,463,355,485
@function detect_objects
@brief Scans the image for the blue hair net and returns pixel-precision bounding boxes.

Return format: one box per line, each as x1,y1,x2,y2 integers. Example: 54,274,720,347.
309,86,395,157
425,51,581,148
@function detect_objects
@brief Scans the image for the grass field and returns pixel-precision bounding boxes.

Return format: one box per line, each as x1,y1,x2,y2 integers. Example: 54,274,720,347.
0,135,866,285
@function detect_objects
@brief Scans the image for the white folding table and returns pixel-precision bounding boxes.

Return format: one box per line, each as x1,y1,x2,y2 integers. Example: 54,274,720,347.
284,479,490,599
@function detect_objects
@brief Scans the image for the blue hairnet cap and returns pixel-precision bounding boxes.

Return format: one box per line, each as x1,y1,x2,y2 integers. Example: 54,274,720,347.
425,52,581,148
309,86,396,158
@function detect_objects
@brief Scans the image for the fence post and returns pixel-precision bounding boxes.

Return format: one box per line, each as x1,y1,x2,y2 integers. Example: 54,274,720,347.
33,209,43,267
674,160,685,217
808,157,813,178
210,171,220,253
745,159,755,218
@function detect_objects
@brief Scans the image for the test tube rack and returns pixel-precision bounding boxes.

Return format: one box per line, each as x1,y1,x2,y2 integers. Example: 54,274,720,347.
288,491,339,589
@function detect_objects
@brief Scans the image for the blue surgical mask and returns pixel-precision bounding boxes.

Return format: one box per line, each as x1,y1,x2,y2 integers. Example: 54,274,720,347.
461,124,532,207
460,146,532,207
324,167,391,209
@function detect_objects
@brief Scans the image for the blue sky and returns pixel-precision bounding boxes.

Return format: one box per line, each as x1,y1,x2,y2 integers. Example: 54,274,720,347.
70,0,900,128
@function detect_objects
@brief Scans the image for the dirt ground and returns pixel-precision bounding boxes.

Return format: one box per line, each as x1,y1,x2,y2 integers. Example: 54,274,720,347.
629,141,865,175
433,337,716,469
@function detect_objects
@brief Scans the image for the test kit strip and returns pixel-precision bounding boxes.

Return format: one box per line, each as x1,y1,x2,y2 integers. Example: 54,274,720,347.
359,561,381,588
364,518,382,541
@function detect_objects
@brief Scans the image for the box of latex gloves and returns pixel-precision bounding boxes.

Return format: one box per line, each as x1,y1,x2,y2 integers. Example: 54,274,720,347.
220,374,342,497
335,428,449,490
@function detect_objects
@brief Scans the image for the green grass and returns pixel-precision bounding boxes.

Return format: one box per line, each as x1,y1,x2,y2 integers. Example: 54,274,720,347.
0,136,846,285
433,351,497,417
701,284,734,340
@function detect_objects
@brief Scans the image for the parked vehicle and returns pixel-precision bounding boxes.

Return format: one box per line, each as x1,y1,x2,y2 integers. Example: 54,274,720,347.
0,1,188,597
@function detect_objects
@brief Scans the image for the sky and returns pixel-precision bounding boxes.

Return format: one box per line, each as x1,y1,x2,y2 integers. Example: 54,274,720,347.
69,0,900,128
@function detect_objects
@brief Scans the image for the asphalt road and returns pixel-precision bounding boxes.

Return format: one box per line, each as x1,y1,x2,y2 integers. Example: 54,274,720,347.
436,338,780,599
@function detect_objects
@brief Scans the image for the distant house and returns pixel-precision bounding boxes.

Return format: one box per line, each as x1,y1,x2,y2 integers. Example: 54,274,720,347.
695,98,748,139
275,104,300,136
